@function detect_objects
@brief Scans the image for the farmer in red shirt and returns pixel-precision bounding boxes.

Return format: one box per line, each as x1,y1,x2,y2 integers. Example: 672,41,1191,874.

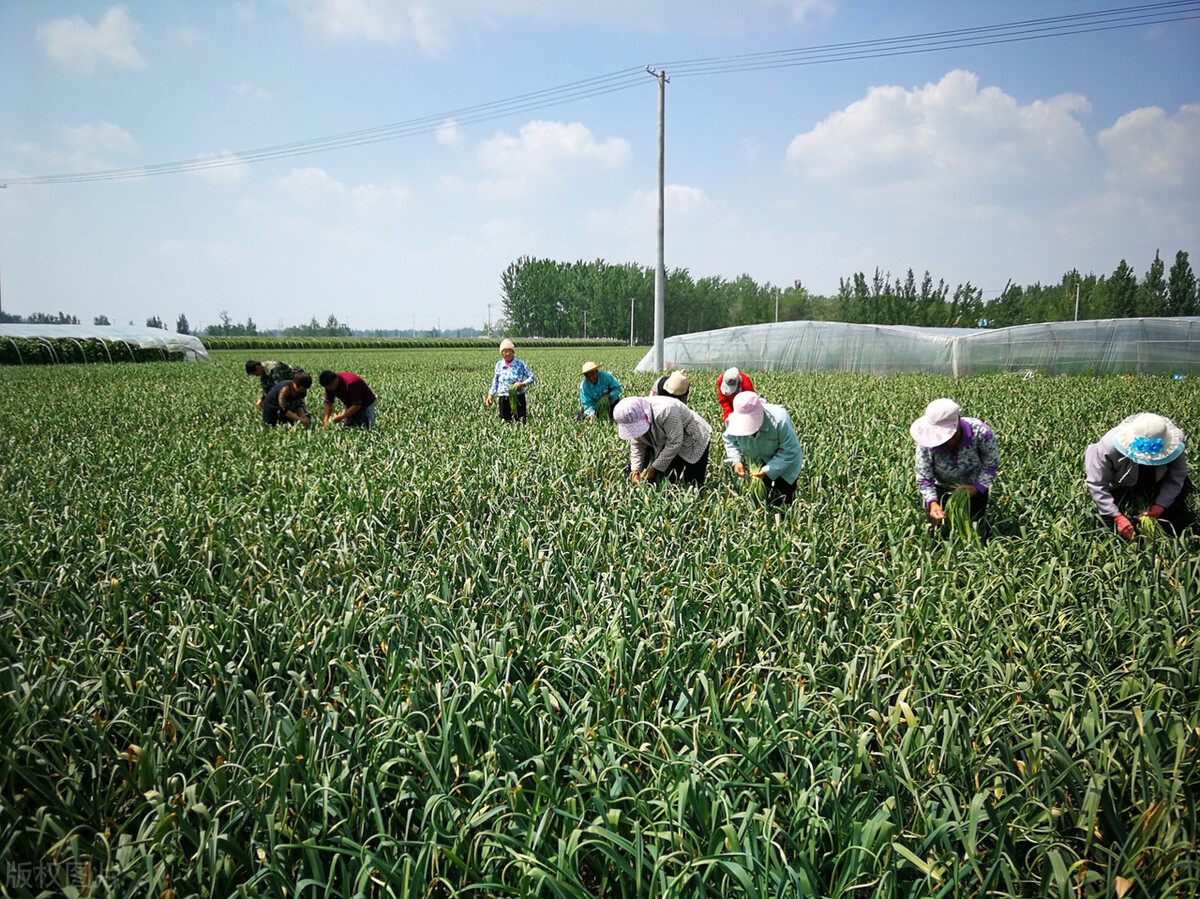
718,367,754,422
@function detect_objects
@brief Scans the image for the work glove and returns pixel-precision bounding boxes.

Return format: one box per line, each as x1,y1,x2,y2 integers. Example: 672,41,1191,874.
1114,514,1134,541
1145,504,1165,519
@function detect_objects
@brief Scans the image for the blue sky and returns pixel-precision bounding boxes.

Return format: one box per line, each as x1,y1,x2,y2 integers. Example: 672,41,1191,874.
1,1,1197,333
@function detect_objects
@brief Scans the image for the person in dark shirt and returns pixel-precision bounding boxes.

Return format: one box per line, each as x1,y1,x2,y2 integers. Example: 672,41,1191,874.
246,360,294,408
262,372,312,427
319,370,377,429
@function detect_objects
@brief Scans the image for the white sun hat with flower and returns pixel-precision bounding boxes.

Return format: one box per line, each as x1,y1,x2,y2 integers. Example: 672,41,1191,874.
1112,413,1186,465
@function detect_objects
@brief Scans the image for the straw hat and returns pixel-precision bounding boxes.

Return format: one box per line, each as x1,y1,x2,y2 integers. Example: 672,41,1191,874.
581,361,599,375
909,398,962,448
613,397,651,440
726,391,765,437
1112,413,1185,465
663,370,690,398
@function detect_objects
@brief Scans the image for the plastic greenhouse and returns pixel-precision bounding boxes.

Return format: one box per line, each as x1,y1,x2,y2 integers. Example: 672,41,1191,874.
635,317,1200,377
0,324,210,363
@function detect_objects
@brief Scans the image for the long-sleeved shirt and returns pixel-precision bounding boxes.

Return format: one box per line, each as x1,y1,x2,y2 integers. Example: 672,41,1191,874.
1085,428,1188,518
629,396,713,474
914,417,999,507
489,358,534,397
722,402,803,484
579,371,622,416
258,360,294,395
324,372,376,411
718,372,754,421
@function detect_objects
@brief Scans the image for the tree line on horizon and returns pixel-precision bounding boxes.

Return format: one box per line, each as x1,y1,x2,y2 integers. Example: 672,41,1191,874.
500,249,1198,340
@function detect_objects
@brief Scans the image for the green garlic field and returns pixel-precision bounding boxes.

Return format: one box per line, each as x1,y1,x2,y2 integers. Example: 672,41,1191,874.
1,348,1197,898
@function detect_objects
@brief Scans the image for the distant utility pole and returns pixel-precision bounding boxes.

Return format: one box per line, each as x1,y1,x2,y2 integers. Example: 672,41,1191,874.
646,67,668,372
1074,281,1080,322
582,310,587,340
487,303,493,334
630,297,634,347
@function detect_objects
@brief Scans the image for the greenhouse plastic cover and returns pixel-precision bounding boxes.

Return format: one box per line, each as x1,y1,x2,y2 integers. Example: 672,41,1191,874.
0,324,210,362
635,317,1200,377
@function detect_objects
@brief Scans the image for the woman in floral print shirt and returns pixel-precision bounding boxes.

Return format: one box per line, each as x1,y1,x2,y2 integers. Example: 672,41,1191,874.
910,397,1000,523
486,339,535,423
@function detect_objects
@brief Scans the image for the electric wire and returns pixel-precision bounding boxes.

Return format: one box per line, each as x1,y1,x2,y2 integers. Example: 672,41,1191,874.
7,1,1198,186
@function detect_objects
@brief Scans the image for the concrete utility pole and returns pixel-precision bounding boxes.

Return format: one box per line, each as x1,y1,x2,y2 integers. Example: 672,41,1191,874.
647,67,668,372
630,297,634,347
1074,282,1080,322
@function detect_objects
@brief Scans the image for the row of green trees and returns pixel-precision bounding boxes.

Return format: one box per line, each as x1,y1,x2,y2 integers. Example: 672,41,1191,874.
0,310,80,325
500,250,1198,339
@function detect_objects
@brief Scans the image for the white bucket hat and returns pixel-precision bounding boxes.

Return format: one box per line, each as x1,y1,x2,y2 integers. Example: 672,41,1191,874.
726,391,765,437
910,398,962,448
613,397,651,440
720,367,743,397
1112,413,1185,465
499,339,515,351
663,370,690,398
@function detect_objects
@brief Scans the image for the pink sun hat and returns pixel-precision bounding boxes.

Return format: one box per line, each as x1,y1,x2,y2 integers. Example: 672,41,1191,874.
910,398,962,448
726,391,765,437
613,397,651,440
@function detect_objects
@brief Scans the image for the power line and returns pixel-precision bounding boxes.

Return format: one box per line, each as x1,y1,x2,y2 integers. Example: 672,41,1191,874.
657,1,1200,77
8,1,1198,186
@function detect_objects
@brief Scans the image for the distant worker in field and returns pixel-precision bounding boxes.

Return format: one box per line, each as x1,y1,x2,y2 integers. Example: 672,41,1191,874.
319,370,376,429
578,361,622,422
262,372,312,428
718,367,754,422
246,359,295,409
613,395,713,488
486,339,535,423
649,370,690,404
1085,413,1193,540
722,391,804,505
910,398,1000,525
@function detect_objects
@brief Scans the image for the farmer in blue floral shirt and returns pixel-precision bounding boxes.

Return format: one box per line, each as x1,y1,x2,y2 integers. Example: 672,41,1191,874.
486,339,535,423
910,398,1000,524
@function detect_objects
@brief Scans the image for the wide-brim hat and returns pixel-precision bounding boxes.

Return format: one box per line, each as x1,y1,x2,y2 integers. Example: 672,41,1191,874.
581,361,599,375
663,370,690,398
1112,412,1185,465
726,391,765,436
720,367,742,397
910,398,962,448
614,397,651,440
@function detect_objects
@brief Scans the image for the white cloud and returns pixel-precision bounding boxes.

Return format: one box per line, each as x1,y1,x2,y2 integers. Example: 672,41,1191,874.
763,0,836,22
233,82,272,101
279,0,837,52
473,120,630,200
584,184,711,235
786,70,1090,198
479,120,629,173
189,152,250,184
61,121,138,155
36,7,146,74
1098,104,1200,193
276,167,413,213
436,120,465,148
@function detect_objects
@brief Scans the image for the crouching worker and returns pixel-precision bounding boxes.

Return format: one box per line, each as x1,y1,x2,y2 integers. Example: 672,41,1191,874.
247,359,295,409
262,372,312,427
320,370,377,429
1086,412,1194,540
910,398,1000,525
723,391,804,505
613,396,712,488
650,370,690,404
578,361,622,421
